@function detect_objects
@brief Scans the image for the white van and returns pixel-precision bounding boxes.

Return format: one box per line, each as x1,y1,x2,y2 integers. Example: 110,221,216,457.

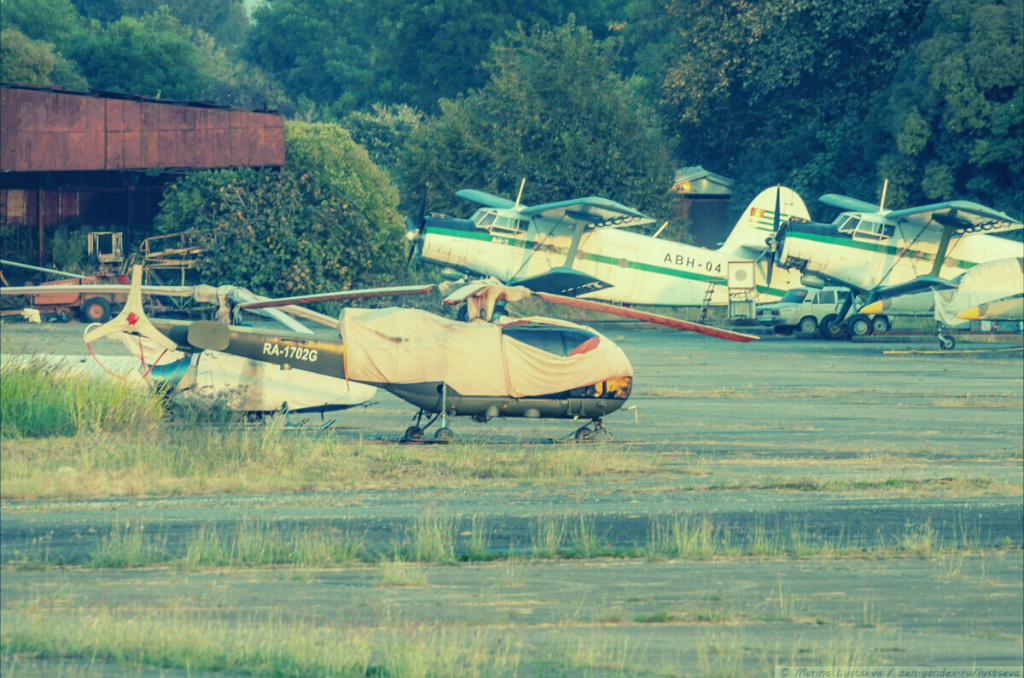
755,287,891,338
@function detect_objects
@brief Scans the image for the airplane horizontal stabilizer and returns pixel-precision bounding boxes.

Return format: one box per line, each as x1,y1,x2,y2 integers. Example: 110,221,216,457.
512,267,612,297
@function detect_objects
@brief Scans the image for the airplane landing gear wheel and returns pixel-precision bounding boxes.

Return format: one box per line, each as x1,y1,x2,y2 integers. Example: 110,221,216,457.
403,426,425,441
434,427,454,441
848,314,872,337
871,315,891,334
938,334,956,351
819,314,848,340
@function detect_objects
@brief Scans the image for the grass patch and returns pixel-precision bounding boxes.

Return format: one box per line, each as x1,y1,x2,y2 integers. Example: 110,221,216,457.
0,609,518,677
0,356,164,439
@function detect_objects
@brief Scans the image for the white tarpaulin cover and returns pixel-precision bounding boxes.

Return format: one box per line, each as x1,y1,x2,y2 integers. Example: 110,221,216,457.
934,257,1024,327
340,308,632,397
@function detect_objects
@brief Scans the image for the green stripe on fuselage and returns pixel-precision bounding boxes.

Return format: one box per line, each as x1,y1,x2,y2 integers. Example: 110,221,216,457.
424,227,789,297
788,231,975,270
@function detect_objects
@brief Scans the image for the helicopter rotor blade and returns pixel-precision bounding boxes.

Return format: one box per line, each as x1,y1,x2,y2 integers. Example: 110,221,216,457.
236,284,436,310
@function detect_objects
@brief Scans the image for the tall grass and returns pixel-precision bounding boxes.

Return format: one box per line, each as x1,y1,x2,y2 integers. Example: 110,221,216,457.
1,609,520,678
0,357,164,439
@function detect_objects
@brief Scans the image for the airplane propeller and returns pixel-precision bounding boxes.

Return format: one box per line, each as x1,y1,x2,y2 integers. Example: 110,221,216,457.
404,187,428,265
755,186,785,288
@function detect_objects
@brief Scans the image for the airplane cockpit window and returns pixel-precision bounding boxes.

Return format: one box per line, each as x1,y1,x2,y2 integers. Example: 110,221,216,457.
853,220,892,241
503,325,599,357
837,216,861,233
780,289,809,304
488,215,528,234
471,210,497,228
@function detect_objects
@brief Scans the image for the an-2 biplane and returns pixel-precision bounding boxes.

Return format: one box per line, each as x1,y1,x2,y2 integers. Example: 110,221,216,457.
82,266,758,441
406,185,811,307
764,183,1023,337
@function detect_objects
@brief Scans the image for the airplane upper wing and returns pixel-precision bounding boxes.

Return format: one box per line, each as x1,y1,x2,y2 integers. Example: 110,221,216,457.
520,197,655,228
820,194,1022,235
819,194,885,214
886,201,1022,235
455,189,516,209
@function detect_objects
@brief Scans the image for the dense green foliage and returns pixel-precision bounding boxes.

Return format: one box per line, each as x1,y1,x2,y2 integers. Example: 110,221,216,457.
399,20,674,218
153,122,407,297
1,0,1020,289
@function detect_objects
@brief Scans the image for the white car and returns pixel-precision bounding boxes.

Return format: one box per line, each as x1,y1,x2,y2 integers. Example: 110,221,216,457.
756,287,891,338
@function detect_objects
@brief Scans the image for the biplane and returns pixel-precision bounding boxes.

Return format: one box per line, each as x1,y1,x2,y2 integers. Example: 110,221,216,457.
763,185,1023,337
74,266,757,440
406,185,811,307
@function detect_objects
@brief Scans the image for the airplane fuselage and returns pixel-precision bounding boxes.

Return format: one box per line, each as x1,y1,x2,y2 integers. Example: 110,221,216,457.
420,209,799,306
777,212,1024,294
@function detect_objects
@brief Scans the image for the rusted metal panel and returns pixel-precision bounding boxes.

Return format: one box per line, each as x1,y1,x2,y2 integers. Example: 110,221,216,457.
122,131,142,168
2,86,285,172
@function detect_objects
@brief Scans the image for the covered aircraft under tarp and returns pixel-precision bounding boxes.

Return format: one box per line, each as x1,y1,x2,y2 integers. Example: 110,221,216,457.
339,307,632,398
934,257,1024,327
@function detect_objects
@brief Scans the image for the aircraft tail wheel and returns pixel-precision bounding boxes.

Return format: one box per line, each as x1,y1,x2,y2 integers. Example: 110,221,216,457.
938,334,956,351
403,426,425,441
849,314,872,337
434,427,454,441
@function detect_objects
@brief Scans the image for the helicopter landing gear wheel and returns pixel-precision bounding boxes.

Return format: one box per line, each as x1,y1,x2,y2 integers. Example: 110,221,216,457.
403,426,425,441
434,427,454,441
937,334,956,351
573,418,610,442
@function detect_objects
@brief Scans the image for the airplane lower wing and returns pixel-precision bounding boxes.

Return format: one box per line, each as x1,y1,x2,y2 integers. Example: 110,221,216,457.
534,292,759,342
871,275,955,301
511,267,613,297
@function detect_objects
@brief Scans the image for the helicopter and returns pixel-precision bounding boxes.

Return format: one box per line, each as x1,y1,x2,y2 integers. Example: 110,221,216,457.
80,266,758,441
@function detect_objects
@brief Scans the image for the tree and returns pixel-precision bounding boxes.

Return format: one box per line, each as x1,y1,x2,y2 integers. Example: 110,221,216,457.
0,28,88,89
658,0,929,211
153,121,408,297
68,0,248,47
64,8,209,99
0,0,85,44
342,104,425,174
246,0,380,113
399,19,674,220
375,0,565,112
880,0,1023,213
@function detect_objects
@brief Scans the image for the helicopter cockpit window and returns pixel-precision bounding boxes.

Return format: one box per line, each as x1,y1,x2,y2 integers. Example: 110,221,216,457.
503,325,599,357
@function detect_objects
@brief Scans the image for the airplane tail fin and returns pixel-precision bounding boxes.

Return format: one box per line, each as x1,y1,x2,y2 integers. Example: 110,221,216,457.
720,186,810,254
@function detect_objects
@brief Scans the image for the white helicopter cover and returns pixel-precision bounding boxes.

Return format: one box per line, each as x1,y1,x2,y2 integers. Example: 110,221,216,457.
933,257,1024,326
339,308,632,397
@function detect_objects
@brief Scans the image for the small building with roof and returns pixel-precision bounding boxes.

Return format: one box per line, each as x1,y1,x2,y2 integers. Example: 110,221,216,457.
671,165,733,248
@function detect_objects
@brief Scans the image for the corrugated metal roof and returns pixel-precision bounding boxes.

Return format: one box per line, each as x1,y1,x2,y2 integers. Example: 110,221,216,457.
1,83,285,173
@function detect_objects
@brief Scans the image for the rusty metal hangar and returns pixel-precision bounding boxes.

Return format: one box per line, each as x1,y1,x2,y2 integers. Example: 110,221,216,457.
1,83,284,267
